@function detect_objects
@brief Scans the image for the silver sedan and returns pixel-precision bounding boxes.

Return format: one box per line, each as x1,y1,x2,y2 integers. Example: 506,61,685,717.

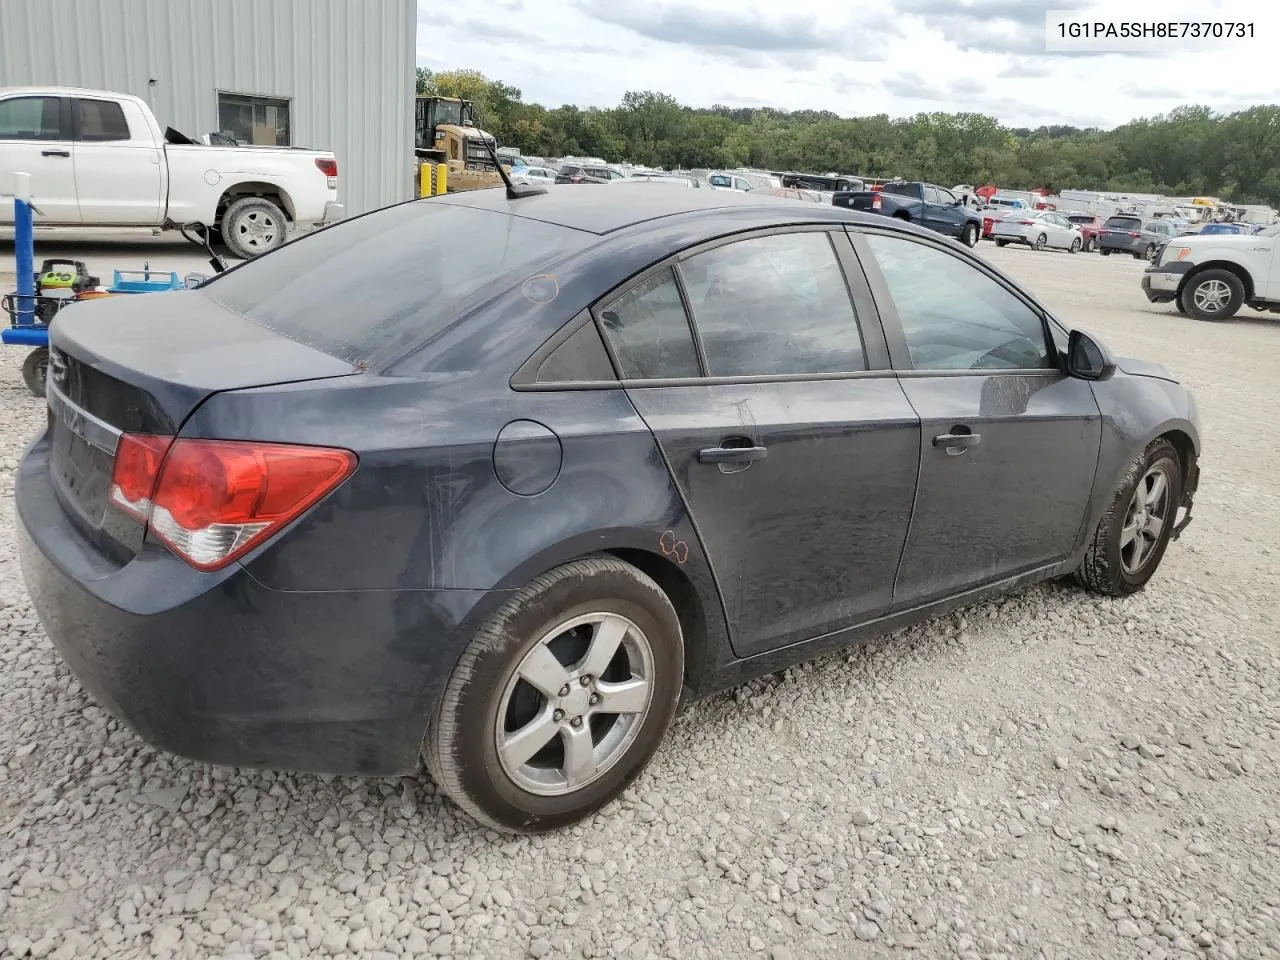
992,211,1085,253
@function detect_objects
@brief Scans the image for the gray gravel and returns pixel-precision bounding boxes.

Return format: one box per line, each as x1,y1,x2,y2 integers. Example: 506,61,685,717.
2,245,1279,959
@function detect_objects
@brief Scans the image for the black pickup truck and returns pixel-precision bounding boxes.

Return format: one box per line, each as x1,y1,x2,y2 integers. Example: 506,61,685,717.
833,181,983,247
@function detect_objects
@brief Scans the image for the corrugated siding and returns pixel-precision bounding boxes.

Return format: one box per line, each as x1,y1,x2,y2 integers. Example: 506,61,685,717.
0,0,414,215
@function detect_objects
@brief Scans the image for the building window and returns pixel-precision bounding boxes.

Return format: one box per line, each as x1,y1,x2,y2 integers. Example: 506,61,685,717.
216,92,291,146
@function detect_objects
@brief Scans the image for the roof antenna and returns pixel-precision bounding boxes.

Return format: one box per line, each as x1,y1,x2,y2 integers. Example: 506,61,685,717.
461,100,545,199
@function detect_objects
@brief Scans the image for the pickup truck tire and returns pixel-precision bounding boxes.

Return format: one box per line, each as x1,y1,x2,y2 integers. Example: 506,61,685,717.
960,223,979,247
1179,269,1244,322
221,197,288,260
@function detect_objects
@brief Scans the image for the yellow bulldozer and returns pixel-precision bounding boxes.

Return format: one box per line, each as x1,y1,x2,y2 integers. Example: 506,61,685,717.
415,96,509,196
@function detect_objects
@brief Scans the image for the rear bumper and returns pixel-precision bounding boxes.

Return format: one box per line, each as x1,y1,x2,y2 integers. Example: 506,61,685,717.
1100,237,1143,253
321,201,344,225
16,433,492,777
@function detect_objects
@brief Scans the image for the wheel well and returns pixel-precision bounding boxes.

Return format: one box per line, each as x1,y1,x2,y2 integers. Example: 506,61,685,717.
215,182,296,226
1160,429,1197,492
893,211,911,221
605,548,709,692
1180,260,1254,300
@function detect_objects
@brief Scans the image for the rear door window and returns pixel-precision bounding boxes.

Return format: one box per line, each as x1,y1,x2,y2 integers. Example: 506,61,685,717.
202,201,591,365
74,99,130,141
679,232,866,376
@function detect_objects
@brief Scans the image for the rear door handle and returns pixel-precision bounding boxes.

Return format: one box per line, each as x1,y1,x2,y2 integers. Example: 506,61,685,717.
698,445,768,464
41,149,70,158
933,432,981,453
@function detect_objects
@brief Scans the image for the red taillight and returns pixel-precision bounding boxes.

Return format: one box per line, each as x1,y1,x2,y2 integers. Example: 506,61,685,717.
109,434,173,520
109,436,356,571
1128,231,1141,238
871,195,882,210
315,157,338,178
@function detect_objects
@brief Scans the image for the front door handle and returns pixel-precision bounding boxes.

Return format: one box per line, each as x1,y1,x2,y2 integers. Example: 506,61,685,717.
698,445,768,464
933,432,981,455
41,149,70,158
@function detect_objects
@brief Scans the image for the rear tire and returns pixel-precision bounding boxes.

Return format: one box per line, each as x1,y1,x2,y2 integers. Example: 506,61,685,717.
1034,233,1047,251
1074,438,1182,597
1100,249,1111,256
1180,268,1244,322
220,196,288,260
22,347,48,398
424,557,684,833
1084,237,1095,252
994,239,1008,247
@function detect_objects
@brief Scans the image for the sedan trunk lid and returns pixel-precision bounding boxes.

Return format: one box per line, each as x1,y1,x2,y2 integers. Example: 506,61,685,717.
46,290,358,563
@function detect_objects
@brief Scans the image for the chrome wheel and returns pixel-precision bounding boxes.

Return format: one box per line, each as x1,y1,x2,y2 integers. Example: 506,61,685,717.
1192,279,1231,315
1120,465,1172,574
496,612,654,796
235,210,279,251
1034,233,1047,250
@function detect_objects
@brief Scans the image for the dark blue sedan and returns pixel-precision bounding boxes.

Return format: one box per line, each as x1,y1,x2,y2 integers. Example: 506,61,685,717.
17,185,1201,832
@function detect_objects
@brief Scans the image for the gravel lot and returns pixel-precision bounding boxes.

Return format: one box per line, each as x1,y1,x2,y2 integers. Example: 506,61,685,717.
1,244,1278,960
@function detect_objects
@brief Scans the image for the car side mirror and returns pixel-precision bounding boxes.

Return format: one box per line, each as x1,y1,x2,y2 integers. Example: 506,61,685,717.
1066,329,1116,381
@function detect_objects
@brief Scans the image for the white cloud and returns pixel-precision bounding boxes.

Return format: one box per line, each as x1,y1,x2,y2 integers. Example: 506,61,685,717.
416,0,1280,129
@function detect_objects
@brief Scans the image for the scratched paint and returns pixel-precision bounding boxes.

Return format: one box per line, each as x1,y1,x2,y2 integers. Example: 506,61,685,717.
521,274,560,304
659,529,689,564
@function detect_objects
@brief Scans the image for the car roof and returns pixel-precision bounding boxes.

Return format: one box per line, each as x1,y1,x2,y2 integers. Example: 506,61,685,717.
429,184,871,235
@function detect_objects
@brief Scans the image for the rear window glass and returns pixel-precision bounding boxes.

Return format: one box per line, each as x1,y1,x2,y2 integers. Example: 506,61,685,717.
202,201,590,365
1104,216,1141,228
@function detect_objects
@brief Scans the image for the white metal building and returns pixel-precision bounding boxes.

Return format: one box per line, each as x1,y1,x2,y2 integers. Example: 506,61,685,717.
0,0,415,216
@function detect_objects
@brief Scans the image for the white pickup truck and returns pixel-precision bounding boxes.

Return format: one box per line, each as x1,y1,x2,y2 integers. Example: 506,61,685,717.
0,86,342,258
1142,222,1280,322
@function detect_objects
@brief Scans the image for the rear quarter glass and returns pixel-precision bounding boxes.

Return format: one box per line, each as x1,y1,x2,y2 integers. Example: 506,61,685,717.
200,202,591,367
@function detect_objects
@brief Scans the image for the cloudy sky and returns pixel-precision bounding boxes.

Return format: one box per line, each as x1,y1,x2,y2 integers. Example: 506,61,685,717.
417,0,1280,129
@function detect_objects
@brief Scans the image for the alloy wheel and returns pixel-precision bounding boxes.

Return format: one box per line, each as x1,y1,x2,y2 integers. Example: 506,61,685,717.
1120,465,1172,574
496,612,655,796
1192,279,1231,315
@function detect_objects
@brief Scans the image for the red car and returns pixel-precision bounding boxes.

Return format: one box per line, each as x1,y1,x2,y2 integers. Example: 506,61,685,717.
1063,213,1103,252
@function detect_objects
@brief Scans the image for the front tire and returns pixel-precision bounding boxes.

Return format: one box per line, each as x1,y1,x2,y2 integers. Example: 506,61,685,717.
220,196,288,260
1069,237,1082,254
1180,268,1245,322
960,223,979,247
424,557,684,833
1074,439,1182,597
